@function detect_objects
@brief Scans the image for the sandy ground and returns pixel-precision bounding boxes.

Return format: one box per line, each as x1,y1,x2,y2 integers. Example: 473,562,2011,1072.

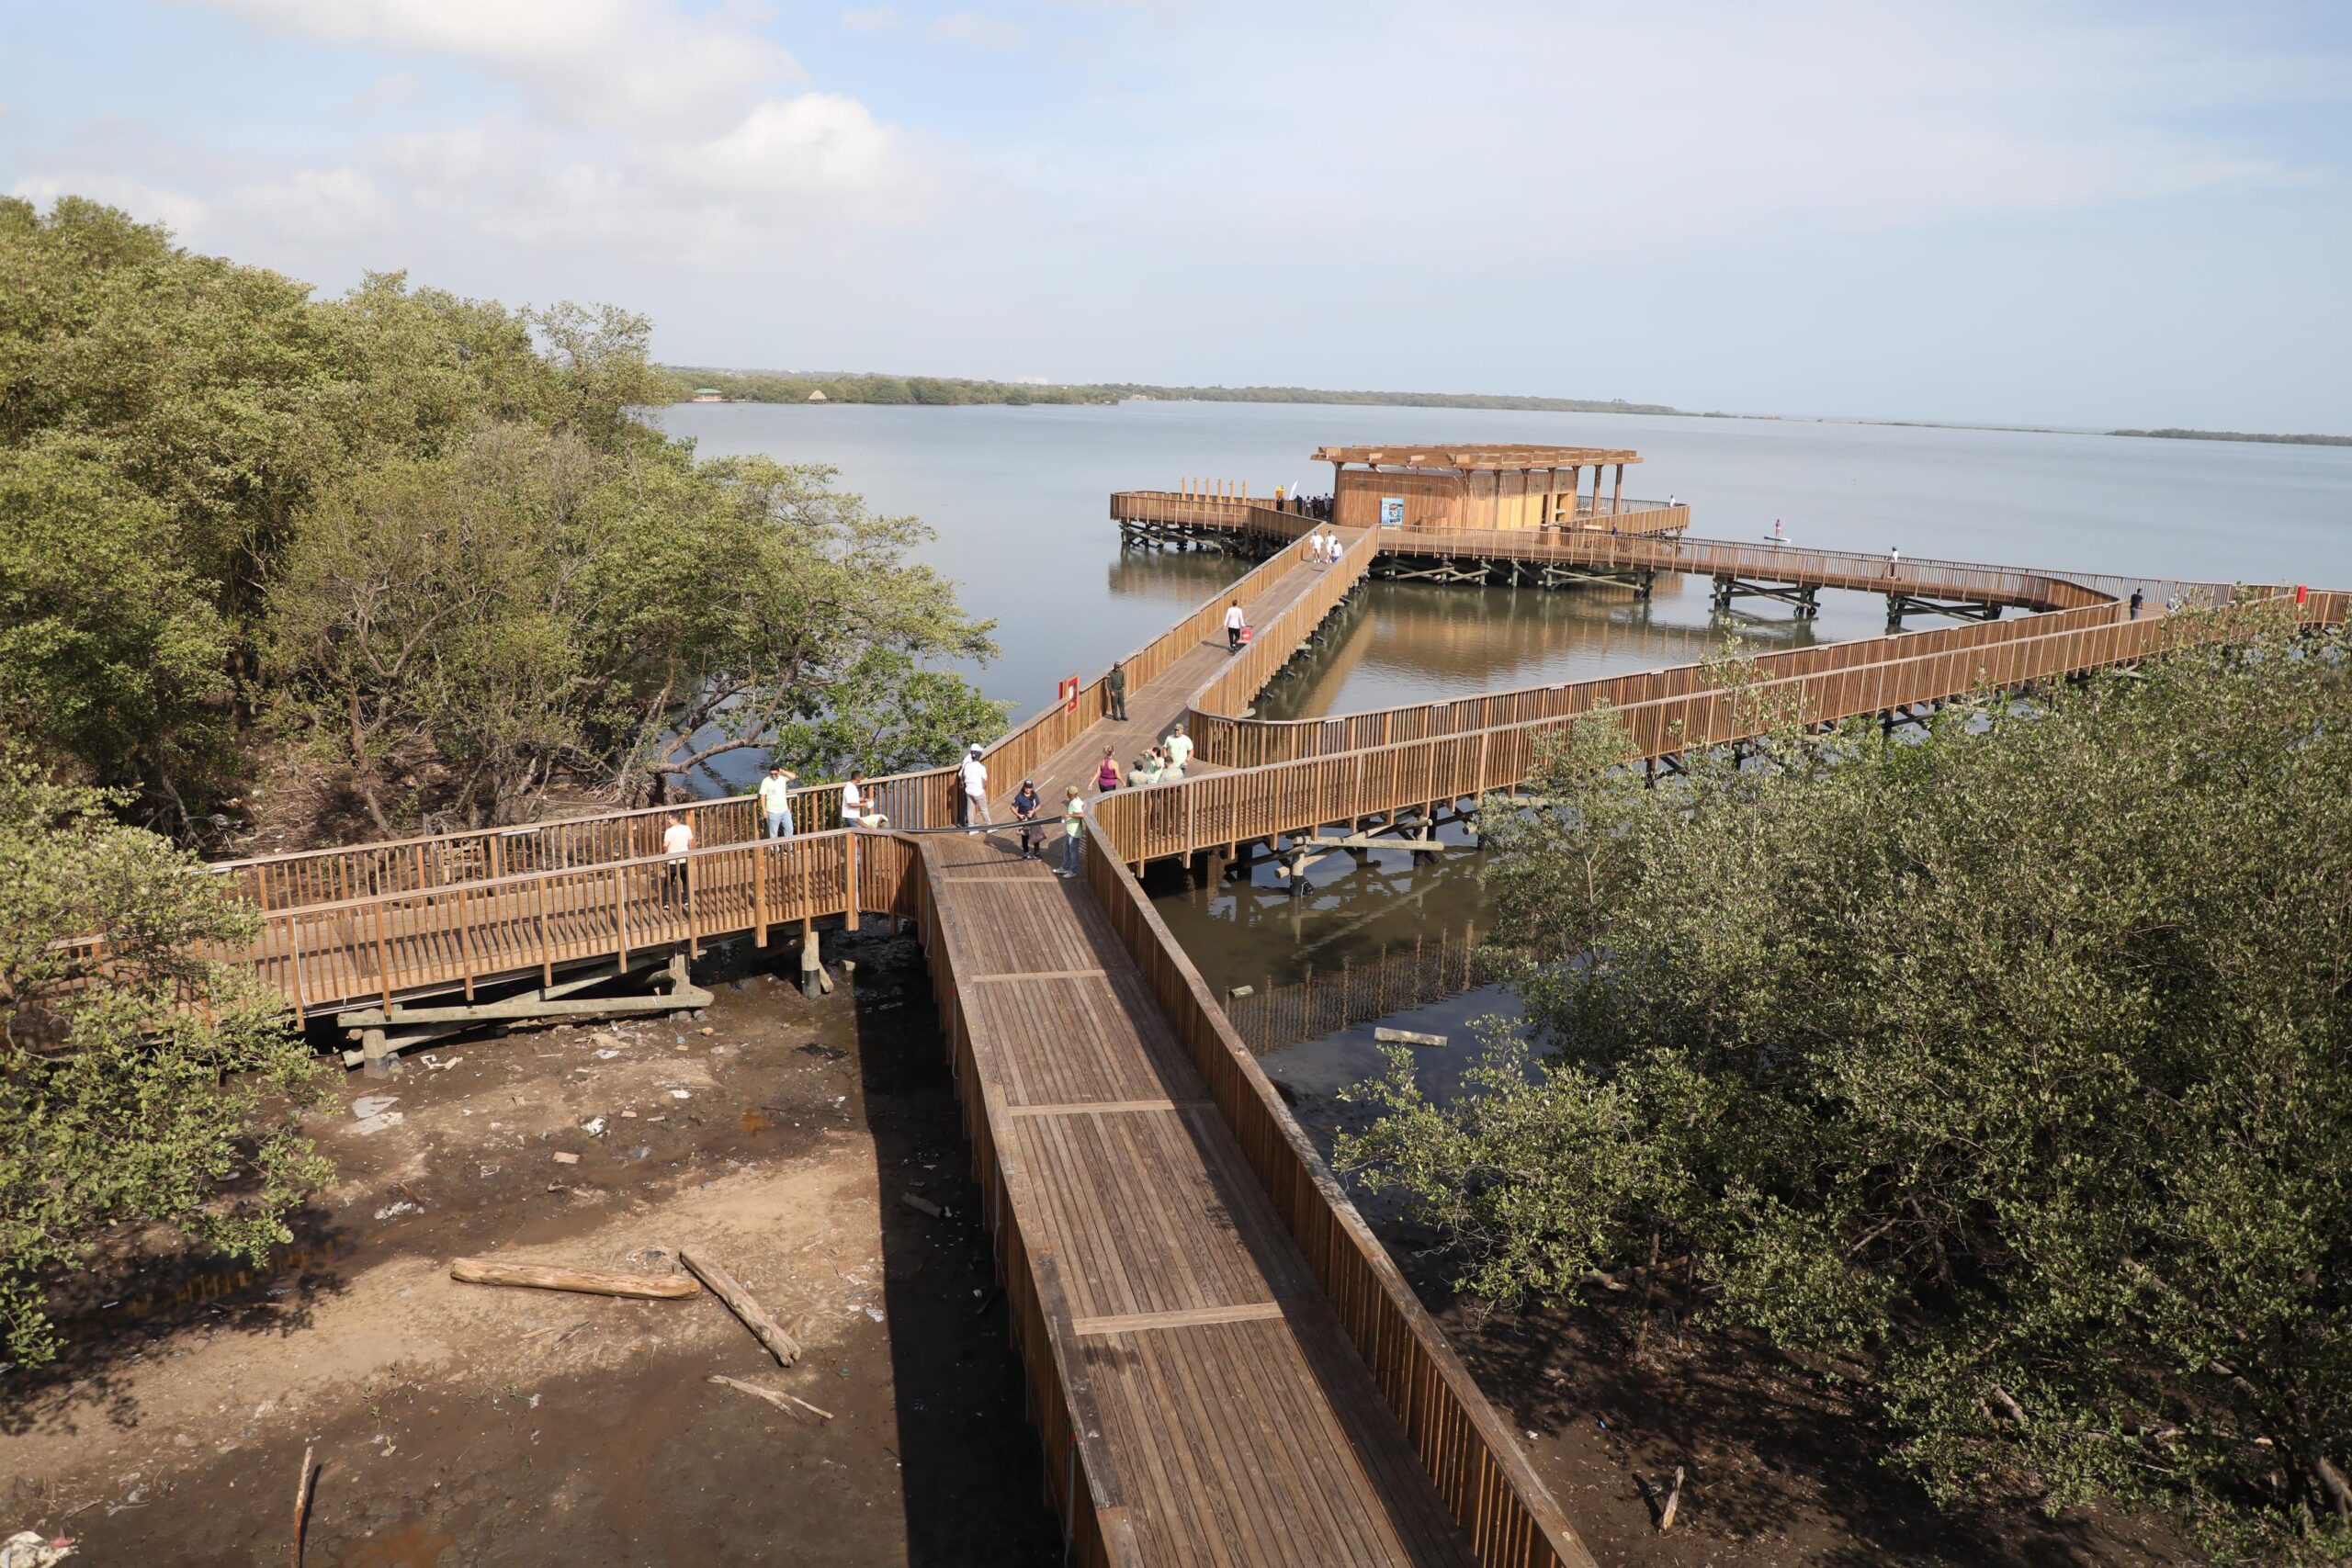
1,931,1061,1567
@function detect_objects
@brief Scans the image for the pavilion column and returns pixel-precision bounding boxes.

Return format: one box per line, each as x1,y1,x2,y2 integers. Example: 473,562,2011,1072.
1612,463,1623,513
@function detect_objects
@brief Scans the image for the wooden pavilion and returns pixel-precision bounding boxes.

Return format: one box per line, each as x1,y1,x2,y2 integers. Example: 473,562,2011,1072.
1314,443,1645,531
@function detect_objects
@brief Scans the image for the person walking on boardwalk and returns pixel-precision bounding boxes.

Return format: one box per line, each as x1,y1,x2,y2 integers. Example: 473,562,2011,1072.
1095,747,1122,793
1306,525,1326,565
1164,724,1193,777
1105,659,1128,721
759,764,797,840
1888,545,1902,578
1057,785,1086,877
841,773,865,828
1327,532,1344,566
2130,587,2144,619
661,812,694,909
1012,778,1044,860
958,744,990,830
1225,599,1246,652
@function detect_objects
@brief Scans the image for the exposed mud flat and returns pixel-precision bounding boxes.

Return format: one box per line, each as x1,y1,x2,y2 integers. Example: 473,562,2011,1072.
1,931,1060,1567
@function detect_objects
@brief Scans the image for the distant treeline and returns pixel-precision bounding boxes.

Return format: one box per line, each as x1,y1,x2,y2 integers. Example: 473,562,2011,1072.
663,367,1682,416
2110,427,2352,447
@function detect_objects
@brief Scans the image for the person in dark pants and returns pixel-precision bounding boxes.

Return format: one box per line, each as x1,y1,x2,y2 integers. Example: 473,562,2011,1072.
1012,779,1044,859
2129,587,2144,619
1225,599,1245,652
660,813,693,909
1105,659,1128,720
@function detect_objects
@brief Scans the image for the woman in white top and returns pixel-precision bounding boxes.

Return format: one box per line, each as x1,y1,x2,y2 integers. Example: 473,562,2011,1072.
1224,600,1246,652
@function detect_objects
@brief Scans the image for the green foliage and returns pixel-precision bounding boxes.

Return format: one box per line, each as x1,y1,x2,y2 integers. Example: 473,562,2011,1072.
0,739,328,1367
1340,618,2352,1553
1,195,1008,834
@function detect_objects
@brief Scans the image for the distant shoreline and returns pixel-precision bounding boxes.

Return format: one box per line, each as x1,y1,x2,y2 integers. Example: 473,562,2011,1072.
662,367,2346,448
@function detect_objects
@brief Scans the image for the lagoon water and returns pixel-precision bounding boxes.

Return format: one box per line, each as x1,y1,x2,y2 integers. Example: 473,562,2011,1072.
664,398,2352,1110
663,399,2352,730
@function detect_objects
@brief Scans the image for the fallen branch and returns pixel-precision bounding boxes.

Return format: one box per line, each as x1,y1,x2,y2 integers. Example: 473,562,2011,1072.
291,1443,316,1568
449,1258,699,1300
1987,1384,2030,1429
707,1374,832,1422
1659,1464,1685,1532
679,1247,802,1365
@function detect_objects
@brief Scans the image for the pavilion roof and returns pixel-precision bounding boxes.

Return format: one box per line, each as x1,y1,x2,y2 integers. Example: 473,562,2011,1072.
1312,444,1642,470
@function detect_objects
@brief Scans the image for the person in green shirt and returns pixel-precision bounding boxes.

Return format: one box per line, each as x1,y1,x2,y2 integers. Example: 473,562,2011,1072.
759,765,797,840
1057,786,1087,877
1104,659,1128,721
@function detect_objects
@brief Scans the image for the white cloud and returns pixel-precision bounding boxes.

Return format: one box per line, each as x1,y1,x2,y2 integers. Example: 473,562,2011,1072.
929,12,1023,51
842,6,901,30
197,0,801,131
695,96,931,209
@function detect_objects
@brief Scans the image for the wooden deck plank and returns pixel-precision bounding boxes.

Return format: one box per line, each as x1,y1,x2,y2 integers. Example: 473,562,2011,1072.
926,832,1478,1565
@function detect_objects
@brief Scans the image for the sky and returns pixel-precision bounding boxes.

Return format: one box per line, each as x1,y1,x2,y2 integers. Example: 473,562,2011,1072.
3,0,2349,431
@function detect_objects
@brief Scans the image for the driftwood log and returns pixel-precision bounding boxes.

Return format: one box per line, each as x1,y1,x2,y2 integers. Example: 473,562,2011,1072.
449,1258,700,1299
290,1442,316,1568
679,1247,803,1365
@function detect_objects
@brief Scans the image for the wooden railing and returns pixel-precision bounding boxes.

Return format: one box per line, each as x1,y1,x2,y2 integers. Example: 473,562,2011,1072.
1187,598,2132,768
1186,525,1380,721
1103,594,2332,866
910,844,1143,1567
1082,828,1596,1568
199,829,918,1017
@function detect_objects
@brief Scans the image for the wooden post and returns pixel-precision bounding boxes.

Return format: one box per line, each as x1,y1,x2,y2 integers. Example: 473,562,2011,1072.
536,870,554,986
844,832,861,931
754,839,770,948
1612,463,1624,513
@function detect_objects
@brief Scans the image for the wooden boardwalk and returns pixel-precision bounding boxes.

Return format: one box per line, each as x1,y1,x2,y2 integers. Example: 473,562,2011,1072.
917,830,1525,1564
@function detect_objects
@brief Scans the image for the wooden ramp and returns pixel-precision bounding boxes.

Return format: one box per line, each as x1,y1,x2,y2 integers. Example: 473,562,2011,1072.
917,829,1577,1565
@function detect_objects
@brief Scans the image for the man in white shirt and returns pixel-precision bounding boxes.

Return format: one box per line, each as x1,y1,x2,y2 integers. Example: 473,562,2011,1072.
1163,724,1193,776
841,774,865,827
661,813,694,909
759,765,797,840
1225,599,1245,652
958,744,989,829
1306,527,1326,565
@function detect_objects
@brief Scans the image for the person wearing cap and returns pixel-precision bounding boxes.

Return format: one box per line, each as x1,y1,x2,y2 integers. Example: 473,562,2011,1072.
1104,659,1128,721
759,763,797,840
958,743,990,830
1012,778,1044,859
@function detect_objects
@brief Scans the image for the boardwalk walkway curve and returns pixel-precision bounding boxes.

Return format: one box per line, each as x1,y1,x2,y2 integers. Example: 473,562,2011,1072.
147,494,2350,1567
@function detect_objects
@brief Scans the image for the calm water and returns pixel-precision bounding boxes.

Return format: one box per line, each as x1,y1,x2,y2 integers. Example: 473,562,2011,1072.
662,400,2352,727
661,399,2352,1110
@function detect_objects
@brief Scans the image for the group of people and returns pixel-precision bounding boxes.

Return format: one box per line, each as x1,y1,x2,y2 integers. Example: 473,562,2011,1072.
1301,527,1347,569
1091,723,1193,794
1271,489,1333,520
1009,777,1089,875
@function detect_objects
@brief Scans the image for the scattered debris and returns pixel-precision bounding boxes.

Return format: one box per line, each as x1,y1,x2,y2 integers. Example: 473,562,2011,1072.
1373,1027,1449,1048
698,1026,716,1036
706,1375,831,1422
0,1532,75,1568
551,1152,580,1166
449,1258,700,1300
679,1247,802,1366
372,1201,417,1221
671,1089,691,1100
349,1094,404,1134
899,1193,942,1220
581,1117,607,1137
